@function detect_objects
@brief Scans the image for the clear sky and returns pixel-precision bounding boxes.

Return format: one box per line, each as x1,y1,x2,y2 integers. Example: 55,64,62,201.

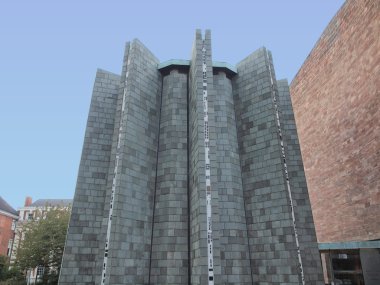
0,0,344,209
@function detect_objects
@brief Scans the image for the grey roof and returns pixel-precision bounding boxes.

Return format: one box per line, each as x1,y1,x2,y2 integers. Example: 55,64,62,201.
30,199,72,207
0,196,18,216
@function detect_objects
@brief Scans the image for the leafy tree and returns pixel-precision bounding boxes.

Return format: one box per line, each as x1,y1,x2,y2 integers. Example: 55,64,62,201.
0,255,24,284
0,256,7,280
15,207,70,284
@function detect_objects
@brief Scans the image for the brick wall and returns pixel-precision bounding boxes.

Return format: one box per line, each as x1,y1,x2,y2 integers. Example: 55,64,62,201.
290,0,380,242
0,214,14,256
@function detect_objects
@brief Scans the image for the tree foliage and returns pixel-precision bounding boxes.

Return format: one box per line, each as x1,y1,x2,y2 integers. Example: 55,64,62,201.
0,256,7,280
15,207,70,284
0,255,24,284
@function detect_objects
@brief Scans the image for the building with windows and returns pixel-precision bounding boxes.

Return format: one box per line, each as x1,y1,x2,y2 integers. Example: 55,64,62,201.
0,196,18,257
290,0,379,284
16,197,72,223
11,197,72,284
59,30,323,285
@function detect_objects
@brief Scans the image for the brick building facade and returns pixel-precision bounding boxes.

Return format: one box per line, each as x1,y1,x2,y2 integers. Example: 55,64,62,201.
290,0,379,245
0,196,18,257
290,0,380,284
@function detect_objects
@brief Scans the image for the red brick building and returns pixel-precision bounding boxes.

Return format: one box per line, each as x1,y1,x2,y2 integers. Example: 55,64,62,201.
290,0,379,284
0,196,18,257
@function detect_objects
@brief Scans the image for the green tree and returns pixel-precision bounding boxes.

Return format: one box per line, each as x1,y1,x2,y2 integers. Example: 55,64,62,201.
0,255,24,284
0,256,8,280
15,207,70,284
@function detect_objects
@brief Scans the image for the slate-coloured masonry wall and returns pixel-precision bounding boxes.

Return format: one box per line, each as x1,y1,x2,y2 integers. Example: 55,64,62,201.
150,70,189,284
60,30,323,285
277,80,323,284
233,48,315,284
213,72,252,284
188,30,205,285
189,29,221,285
99,42,130,285
59,69,119,285
106,40,161,285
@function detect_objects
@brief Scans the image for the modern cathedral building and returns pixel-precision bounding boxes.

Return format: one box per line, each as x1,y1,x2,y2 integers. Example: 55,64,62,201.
59,30,323,285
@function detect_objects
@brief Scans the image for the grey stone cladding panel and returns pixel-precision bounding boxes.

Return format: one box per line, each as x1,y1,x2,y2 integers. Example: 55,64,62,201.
233,47,301,284
105,39,162,285
189,29,207,285
98,42,130,285
277,79,324,285
149,70,189,285
213,72,253,285
59,69,120,285
189,29,221,285
204,30,222,285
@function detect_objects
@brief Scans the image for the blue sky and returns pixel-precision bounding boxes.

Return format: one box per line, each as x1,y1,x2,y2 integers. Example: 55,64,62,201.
0,0,344,209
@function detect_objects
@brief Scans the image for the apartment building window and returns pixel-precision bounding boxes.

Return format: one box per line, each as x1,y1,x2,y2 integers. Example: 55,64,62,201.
11,220,16,230
37,265,44,278
7,239,13,256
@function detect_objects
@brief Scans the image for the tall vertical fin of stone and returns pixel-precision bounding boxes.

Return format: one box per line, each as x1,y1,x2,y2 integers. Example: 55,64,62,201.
149,70,189,284
233,47,302,284
58,69,120,285
104,39,162,285
203,30,220,285
265,50,306,285
98,42,130,285
277,79,324,285
189,29,206,285
213,71,253,284
189,29,221,285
